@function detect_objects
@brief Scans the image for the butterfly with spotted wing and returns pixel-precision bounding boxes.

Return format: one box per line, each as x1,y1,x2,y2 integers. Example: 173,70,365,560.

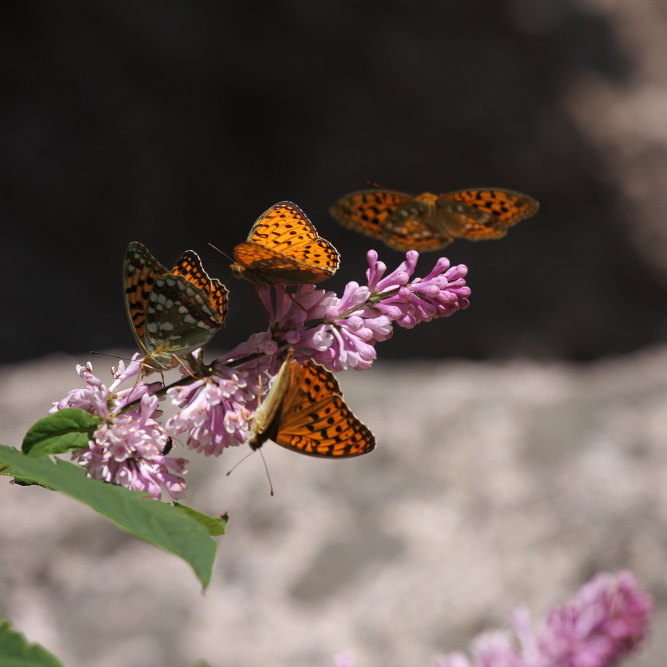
123,241,228,372
231,201,340,284
247,354,375,458
330,186,539,251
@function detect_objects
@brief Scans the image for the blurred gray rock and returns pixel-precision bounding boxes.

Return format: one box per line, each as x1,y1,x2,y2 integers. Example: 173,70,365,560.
565,0,667,288
1,350,666,666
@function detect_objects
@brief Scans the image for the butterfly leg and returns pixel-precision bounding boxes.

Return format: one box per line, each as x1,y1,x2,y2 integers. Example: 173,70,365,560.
172,354,202,379
281,285,308,312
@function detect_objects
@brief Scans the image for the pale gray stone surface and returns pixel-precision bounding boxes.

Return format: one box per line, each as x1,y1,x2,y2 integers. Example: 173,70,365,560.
565,0,667,290
1,350,666,667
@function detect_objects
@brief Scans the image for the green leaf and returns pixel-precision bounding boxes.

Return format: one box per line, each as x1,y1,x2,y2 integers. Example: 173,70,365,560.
22,408,100,457
174,503,229,536
0,445,218,588
0,618,63,666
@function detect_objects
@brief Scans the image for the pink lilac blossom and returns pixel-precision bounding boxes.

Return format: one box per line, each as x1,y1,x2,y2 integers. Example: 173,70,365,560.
218,331,280,375
260,250,469,372
258,283,384,371
262,282,389,371
53,358,188,500
469,632,522,667
258,284,336,340
434,571,652,667
166,335,276,456
365,250,470,328
50,356,155,417
333,650,356,667
75,392,187,499
167,364,258,456
536,570,652,667
434,633,522,667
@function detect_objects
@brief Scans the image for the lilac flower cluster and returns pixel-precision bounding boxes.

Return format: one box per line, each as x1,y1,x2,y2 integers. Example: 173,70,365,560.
51,359,188,500
165,334,277,457
263,250,470,371
435,571,653,667
52,250,469,498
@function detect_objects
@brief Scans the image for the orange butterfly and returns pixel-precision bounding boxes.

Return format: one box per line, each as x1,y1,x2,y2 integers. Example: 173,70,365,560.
231,201,340,284
247,355,375,458
330,186,539,251
124,242,229,372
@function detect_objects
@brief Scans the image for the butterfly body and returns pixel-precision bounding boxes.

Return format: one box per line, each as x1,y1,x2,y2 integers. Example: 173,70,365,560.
330,187,539,251
231,201,339,285
123,242,228,372
248,356,375,458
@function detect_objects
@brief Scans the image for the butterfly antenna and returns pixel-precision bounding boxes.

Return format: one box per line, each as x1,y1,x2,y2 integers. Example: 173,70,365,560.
367,180,391,189
208,242,234,263
226,450,255,476
258,448,275,497
89,351,130,361
225,448,274,495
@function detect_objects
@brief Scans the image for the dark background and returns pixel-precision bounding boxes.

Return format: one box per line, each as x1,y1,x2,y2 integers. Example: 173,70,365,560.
3,0,666,364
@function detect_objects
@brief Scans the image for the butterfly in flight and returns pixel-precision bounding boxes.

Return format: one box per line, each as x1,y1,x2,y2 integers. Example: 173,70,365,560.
330,186,539,252
231,201,340,284
123,241,229,372
247,354,376,458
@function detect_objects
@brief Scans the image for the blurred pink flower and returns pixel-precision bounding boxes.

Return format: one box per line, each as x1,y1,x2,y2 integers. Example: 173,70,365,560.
535,570,652,667
333,650,356,667
435,571,652,667
434,632,522,667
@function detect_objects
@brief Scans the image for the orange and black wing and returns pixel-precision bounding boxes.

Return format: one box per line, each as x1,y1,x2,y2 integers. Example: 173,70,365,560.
233,201,339,284
435,188,539,240
171,250,229,322
123,241,169,352
330,188,415,241
274,360,376,458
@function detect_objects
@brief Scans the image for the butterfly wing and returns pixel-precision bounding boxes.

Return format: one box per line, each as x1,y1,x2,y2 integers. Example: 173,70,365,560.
273,360,376,458
247,356,293,451
124,242,226,371
330,188,451,251
171,249,229,322
381,198,453,251
247,201,320,246
329,188,415,241
435,188,539,240
123,241,169,357
333,187,538,249
146,273,224,356
233,201,339,284
233,241,333,284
